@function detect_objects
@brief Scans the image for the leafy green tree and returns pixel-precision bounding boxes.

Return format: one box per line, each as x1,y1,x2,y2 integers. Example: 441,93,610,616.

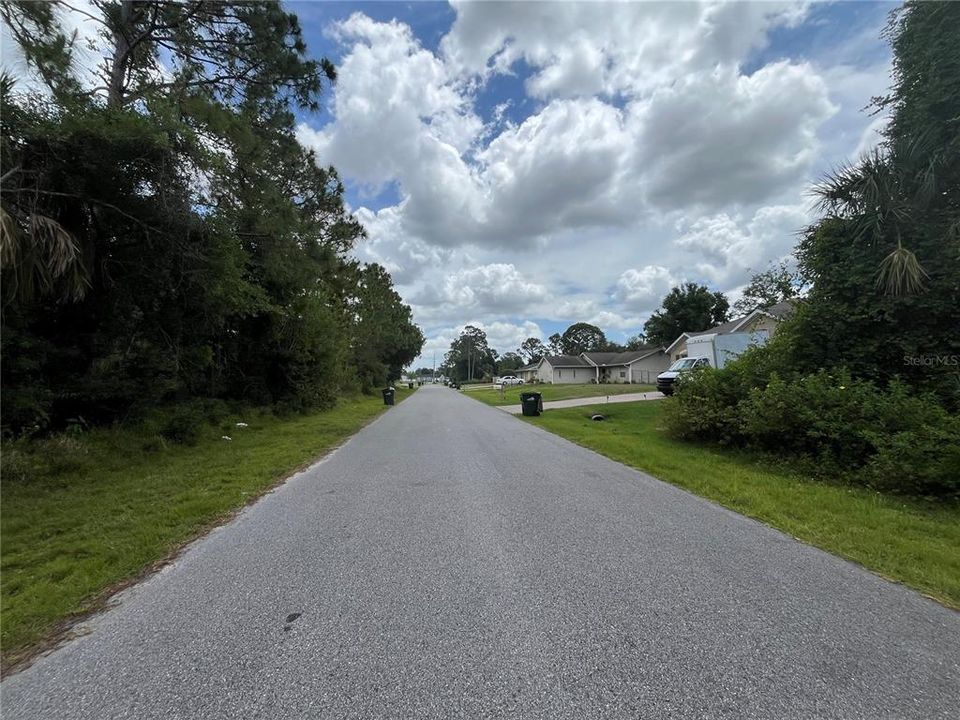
444,326,495,381
497,352,524,373
812,1,959,296
350,264,424,390
0,2,421,432
732,261,804,316
643,283,729,346
625,334,648,350
787,1,960,403
560,323,606,355
518,337,547,364
547,333,563,356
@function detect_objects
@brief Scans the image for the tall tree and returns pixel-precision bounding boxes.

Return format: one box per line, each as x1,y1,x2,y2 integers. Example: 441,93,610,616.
547,333,563,356
350,264,424,390
732,261,804,316
0,2,420,431
811,1,959,296
518,337,547,364
443,326,495,381
784,1,960,404
643,283,729,346
560,323,606,355
497,352,524,373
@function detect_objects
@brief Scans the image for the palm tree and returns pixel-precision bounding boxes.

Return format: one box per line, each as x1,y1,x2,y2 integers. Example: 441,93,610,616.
812,131,948,296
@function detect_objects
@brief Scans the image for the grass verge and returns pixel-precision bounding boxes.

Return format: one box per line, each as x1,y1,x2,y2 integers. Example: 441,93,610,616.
0,388,413,670
468,382,656,406
522,401,960,608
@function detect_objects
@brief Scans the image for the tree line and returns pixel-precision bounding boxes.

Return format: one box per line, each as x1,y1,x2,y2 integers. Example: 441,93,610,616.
0,1,424,435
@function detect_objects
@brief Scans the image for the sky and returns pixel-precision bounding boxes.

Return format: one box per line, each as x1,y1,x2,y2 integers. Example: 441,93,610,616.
2,0,899,368
290,0,897,368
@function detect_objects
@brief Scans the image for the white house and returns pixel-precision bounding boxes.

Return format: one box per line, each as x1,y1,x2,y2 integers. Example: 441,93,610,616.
533,346,670,384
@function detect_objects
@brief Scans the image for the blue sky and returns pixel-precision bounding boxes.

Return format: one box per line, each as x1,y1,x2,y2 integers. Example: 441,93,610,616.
288,1,897,365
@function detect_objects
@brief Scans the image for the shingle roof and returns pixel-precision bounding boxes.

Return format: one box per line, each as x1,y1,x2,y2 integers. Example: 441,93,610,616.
517,363,539,371
582,347,662,366
544,354,591,367
691,299,798,338
763,299,797,320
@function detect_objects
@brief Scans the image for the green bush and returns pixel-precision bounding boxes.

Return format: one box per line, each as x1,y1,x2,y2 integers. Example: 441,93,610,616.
664,364,959,497
156,405,206,446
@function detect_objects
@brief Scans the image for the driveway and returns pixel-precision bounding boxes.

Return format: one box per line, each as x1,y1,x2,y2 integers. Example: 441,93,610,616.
2,386,958,719
497,390,664,414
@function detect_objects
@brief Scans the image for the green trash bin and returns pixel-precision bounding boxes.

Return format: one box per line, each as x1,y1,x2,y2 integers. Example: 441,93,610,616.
382,387,395,406
520,391,542,417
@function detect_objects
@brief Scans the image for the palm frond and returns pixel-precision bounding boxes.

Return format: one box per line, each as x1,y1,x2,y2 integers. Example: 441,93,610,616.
876,244,929,296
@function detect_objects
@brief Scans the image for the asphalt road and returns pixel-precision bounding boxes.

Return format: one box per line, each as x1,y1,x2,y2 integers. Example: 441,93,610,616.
3,386,958,719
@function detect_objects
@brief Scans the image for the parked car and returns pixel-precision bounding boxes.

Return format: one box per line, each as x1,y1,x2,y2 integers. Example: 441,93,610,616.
656,357,710,396
498,376,524,386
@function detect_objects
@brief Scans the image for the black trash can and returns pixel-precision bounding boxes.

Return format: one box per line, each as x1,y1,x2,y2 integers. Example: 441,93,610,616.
520,391,543,417
408,381,414,389
382,387,395,406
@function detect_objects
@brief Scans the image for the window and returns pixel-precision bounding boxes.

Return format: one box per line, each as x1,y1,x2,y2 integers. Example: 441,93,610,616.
619,371,626,378
558,370,562,378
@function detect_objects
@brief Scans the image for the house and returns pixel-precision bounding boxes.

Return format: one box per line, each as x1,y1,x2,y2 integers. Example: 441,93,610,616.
516,363,540,383
534,346,670,384
666,300,796,362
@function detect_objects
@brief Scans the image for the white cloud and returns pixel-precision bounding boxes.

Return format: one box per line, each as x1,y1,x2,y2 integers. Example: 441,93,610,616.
632,61,835,211
299,6,837,261
675,203,810,287
615,266,679,313
413,263,548,315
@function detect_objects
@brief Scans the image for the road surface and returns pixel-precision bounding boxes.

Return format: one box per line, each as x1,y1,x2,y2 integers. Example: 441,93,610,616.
2,386,958,719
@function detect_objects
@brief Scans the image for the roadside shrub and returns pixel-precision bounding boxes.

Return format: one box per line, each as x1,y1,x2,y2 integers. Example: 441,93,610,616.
661,367,746,444
664,360,960,497
738,370,878,474
157,405,205,446
0,435,92,482
864,418,960,497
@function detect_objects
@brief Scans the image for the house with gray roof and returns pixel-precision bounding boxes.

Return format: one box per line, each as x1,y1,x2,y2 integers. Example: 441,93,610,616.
530,346,669,384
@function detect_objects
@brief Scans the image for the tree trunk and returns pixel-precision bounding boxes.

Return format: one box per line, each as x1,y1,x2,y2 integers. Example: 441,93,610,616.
106,0,135,107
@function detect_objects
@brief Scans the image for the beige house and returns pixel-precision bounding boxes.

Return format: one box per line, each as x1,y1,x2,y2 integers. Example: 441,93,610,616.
666,300,796,361
516,363,539,382
533,347,669,384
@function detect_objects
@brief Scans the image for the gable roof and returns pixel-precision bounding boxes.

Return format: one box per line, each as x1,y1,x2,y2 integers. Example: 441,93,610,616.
582,347,664,366
543,354,591,367
516,363,539,372
665,332,690,354
683,300,799,342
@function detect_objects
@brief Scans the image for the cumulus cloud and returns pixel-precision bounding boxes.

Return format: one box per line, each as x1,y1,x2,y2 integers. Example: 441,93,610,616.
299,5,836,258
632,62,835,211
413,263,548,315
674,204,810,287
615,266,679,313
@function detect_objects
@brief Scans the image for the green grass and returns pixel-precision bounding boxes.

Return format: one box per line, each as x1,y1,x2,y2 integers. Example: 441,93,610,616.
468,382,656,406
522,401,960,608
0,388,413,667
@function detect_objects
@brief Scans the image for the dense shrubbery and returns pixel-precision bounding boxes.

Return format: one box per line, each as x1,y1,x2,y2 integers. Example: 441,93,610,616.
663,364,959,497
